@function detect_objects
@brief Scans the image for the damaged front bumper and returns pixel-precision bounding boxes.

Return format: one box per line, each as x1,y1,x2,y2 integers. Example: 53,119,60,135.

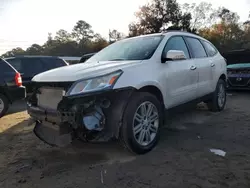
27,87,135,147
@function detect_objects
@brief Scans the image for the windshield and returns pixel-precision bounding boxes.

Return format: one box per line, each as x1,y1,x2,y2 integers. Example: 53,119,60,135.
86,35,164,62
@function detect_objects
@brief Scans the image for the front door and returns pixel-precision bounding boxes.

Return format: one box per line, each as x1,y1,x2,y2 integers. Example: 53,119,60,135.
162,36,198,108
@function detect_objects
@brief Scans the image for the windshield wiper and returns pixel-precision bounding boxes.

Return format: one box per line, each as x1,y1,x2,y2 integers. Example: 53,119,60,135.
108,58,127,61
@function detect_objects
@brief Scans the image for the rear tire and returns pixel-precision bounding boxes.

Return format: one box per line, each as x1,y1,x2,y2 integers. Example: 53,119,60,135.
207,79,226,112
120,92,163,154
0,94,9,118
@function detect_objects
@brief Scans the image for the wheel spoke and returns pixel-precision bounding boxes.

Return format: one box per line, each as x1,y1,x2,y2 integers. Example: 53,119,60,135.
138,130,145,144
134,113,143,122
140,104,147,117
149,124,157,133
145,130,151,142
134,124,143,135
146,103,153,117
0,98,4,112
149,113,158,123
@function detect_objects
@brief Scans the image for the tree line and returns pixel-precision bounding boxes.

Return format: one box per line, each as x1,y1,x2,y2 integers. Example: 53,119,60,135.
1,0,250,58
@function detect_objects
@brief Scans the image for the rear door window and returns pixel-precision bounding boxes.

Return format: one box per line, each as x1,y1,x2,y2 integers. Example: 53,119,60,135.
22,58,46,76
5,58,22,72
201,40,218,57
42,58,67,70
7,58,46,77
185,37,207,58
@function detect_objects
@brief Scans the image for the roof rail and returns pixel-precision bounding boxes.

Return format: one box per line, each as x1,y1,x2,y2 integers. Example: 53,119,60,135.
161,29,199,36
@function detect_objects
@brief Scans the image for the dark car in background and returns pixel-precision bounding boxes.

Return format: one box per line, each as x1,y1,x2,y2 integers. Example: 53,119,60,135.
223,49,250,90
5,56,68,93
0,58,26,117
79,53,96,63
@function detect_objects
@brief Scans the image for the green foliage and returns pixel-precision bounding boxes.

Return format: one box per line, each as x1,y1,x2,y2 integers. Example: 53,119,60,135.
198,8,250,52
128,0,192,36
72,20,94,43
109,29,125,42
1,20,109,58
1,1,250,58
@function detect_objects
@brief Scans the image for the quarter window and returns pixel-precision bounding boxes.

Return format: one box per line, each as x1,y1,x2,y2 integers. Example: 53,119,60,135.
43,58,67,70
22,58,45,76
185,37,207,58
201,40,218,57
163,36,190,59
0,59,15,74
5,58,22,72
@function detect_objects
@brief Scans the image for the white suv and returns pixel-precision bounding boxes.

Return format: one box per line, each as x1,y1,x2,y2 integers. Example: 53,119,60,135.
27,31,227,154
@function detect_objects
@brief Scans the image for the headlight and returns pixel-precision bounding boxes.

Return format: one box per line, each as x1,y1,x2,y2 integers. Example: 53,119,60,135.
66,70,123,96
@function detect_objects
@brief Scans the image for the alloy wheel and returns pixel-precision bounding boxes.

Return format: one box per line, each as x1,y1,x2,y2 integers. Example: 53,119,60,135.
132,101,159,146
0,98,4,114
217,83,226,108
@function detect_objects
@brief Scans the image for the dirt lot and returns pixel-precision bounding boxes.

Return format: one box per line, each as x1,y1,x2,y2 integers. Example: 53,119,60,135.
0,92,250,188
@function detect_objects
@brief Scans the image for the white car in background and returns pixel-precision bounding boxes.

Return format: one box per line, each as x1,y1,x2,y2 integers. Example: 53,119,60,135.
27,31,227,154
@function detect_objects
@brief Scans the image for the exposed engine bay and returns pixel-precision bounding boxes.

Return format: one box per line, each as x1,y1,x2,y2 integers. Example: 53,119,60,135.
27,82,134,147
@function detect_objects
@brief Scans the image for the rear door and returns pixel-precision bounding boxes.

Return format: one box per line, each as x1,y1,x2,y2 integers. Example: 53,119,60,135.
184,37,213,97
201,40,220,90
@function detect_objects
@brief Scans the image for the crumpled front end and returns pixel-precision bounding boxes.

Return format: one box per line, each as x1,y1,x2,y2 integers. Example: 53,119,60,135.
27,82,134,147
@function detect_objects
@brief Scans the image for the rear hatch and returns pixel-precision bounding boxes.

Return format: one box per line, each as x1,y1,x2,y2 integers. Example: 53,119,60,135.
0,58,22,87
5,57,68,93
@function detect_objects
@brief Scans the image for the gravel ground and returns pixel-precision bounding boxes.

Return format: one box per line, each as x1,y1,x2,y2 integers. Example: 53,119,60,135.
0,91,250,188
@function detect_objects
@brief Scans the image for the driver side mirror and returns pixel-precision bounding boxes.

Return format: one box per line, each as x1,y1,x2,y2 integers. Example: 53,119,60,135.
162,50,186,62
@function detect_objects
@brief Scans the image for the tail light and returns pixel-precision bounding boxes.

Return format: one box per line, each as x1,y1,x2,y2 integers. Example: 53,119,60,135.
15,72,22,86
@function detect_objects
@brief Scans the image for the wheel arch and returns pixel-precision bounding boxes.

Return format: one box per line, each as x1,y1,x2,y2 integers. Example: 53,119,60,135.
138,85,164,104
219,74,227,82
0,87,12,104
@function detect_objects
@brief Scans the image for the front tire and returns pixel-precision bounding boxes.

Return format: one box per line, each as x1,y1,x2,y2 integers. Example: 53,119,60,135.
120,92,163,154
207,79,227,112
0,94,9,118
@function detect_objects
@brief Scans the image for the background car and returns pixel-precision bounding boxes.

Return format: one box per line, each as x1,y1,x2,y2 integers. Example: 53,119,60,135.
58,56,81,65
0,58,26,117
4,56,68,94
79,53,96,63
223,49,250,90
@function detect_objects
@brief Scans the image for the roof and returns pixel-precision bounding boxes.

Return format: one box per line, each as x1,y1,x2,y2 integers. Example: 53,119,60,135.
81,53,96,58
161,30,198,35
5,55,81,61
59,56,81,61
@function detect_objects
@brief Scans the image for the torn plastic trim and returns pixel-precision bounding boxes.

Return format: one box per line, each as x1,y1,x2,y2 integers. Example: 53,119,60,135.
33,121,73,147
27,104,76,125
28,86,136,144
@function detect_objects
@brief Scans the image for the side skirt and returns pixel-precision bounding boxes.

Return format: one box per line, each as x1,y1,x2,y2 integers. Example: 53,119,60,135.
163,93,214,123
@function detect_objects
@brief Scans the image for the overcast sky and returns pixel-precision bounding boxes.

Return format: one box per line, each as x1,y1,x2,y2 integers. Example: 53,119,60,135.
0,0,249,55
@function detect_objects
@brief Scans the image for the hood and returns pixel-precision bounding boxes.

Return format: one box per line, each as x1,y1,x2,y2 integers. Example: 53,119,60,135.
227,63,250,69
32,60,142,82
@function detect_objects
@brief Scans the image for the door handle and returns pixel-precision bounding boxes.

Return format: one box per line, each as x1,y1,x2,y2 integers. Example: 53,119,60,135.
211,63,215,67
190,65,197,70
